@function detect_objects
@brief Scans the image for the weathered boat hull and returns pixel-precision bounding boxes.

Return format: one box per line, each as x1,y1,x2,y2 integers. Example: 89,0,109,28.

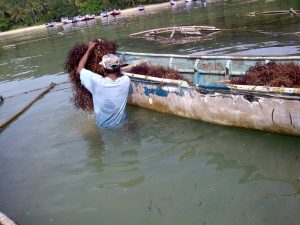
128,78,300,136
119,52,300,136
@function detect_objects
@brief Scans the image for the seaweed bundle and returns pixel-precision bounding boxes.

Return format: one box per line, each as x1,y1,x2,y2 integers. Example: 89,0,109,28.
231,62,300,88
128,62,183,80
64,39,118,111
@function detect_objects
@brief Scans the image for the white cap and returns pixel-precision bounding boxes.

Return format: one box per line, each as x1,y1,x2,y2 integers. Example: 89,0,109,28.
99,54,120,70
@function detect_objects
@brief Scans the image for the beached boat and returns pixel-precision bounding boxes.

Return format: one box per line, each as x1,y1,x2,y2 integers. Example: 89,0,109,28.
45,21,56,27
109,9,121,16
118,52,300,136
100,10,108,17
72,15,85,23
138,5,145,11
84,14,96,20
61,17,72,24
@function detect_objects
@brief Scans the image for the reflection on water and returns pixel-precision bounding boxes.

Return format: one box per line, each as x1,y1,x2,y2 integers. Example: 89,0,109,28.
0,0,300,224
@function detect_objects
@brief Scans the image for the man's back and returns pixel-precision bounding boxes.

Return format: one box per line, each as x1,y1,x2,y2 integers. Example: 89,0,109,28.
80,68,130,128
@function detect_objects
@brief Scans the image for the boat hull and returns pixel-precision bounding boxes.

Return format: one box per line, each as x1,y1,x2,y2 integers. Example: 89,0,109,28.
128,78,300,136
119,51,300,136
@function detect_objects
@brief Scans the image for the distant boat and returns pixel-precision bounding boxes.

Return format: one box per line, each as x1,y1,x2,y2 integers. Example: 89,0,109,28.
100,10,108,17
84,14,95,20
170,0,176,5
109,9,121,16
138,5,145,11
45,21,56,27
61,17,72,24
72,15,85,23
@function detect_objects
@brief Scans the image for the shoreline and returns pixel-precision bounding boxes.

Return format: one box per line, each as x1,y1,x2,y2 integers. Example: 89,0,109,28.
0,1,185,37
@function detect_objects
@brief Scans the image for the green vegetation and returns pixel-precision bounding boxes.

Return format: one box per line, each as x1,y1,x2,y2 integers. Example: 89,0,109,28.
0,0,165,31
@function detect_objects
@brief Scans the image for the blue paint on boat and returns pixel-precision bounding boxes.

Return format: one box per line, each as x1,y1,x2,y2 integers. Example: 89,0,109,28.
129,84,134,95
194,71,229,90
144,86,169,97
198,82,229,90
194,71,205,84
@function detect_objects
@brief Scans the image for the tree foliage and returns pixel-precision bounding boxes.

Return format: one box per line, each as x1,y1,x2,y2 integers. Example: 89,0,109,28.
0,0,166,31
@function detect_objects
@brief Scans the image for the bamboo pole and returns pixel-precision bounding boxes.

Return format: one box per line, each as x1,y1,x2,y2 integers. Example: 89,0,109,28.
290,8,297,15
0,83,56,129
0,212,17,225
260,9,299,15
227,84,300,95
123,72,189,87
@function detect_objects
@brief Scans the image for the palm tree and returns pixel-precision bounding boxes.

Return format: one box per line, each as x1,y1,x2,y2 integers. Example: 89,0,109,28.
0,0,9,17
25,1,43,24
8,4,25,24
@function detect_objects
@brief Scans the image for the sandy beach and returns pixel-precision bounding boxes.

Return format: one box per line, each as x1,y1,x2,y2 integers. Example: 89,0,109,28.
0,1,185,37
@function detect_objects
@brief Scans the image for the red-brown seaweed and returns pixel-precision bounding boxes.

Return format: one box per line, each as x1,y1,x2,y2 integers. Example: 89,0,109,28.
128,62,183,80
64,39,118,111
231,62,300,88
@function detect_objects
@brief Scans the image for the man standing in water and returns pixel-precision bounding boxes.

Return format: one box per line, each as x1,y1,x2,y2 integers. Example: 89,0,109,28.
77,41,130,128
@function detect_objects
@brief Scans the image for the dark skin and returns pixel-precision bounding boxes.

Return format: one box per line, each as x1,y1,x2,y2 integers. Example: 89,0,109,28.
77,41,118,81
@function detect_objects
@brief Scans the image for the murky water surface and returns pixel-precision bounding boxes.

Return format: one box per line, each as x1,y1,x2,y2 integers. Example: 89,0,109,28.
1,0,300,224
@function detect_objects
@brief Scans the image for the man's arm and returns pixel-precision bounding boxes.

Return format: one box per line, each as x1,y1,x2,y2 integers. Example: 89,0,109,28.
77,41,97,74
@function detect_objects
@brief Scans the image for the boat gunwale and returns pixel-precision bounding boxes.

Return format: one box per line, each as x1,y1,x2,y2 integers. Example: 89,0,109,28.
128,76,300,101
118,51,300,61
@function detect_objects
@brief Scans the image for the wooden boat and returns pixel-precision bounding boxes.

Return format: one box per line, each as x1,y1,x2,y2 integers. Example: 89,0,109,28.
72,16,84,23
61,17,72,24
118,52,300,137
45,21,56,27
109,9,121,16
84,14,95,20
138,5,145,11
131,26,222,37
130,26,225,44
100,10,108,17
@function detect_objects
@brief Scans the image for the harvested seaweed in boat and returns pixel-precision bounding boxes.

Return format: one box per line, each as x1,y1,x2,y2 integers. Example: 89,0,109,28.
64,39,118,111
231,62,300,88
128,62,183,80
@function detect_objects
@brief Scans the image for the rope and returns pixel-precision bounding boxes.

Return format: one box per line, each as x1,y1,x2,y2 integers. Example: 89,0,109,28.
4,81,70,99
0,83,56,129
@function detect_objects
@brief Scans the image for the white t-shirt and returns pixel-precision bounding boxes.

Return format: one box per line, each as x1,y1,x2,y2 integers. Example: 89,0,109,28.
80,68,130,128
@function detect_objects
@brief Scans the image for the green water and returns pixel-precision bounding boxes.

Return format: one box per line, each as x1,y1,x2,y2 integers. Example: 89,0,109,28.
1,0,300,225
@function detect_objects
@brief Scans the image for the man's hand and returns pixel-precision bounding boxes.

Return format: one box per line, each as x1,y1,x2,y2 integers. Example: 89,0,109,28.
88,41,97,50
77,41,96,74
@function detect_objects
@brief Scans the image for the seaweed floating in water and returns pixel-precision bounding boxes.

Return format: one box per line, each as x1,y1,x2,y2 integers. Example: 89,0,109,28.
128,62,183,80
231,62,300,88
64,39,118,111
